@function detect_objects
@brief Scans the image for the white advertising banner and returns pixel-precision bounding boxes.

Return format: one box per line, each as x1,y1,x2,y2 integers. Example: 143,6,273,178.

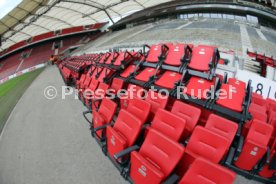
236,69,276,100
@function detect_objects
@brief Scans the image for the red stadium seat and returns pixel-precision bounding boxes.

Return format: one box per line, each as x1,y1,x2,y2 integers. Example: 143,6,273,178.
228,78,246,90
82,79,99,101
106,109,143,158
188,45,215,71
183,76,217,100
134,68,160,82
126,98,151,124
87,82,109,109
120,64,137,78
249,103,267,115
179,158,236,184
235,120,273,170
132,44,169,84
252,92,267,108
109,78,124,94
176,126,230,176
242,109,268,136
130,128,184,184
216,83,245,112
105,52,118,65
145,43,163,63
163,43,186,66
76,74,86,89
98,52,110,64
171,100,201,139
154,71,182,89
120,84,145,109
151,108,186,141
258,150,276,178
92,98,117,139
112,51,132,66
146,90,169,121
251,109,268,122
205,114,238,146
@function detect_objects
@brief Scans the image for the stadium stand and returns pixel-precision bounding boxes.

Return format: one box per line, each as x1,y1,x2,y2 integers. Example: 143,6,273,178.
2,0,276,183
0,23,106,80
57,40,276,183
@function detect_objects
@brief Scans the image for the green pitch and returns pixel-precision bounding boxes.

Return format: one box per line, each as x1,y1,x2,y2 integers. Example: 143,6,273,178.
0,68,44,134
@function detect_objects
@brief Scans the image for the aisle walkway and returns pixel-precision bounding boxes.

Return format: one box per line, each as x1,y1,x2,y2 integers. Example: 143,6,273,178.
0,66,127,184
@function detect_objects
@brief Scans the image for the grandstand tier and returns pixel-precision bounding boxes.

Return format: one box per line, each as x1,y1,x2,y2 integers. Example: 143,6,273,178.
59,43,276,184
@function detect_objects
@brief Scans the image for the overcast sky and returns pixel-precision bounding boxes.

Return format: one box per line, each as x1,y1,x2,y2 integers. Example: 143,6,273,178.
0,0,22,19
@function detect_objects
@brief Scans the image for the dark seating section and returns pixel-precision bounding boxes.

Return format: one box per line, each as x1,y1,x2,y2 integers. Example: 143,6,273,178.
247,50,276,77
58,43,276,184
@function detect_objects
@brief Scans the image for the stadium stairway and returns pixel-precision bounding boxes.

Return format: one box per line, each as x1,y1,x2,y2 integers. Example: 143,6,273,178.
0,66,127,184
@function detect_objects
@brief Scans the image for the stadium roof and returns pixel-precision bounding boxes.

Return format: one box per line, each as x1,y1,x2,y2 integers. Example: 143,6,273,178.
0,0,172,51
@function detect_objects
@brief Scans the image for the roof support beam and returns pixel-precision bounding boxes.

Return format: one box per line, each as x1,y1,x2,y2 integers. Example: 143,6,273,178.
51,5,98,23
83,0,128,17
62,0,114,22
40,14,73,26
2,37,17,44
134,0,145,8
104,10,114,24
62,0,103,11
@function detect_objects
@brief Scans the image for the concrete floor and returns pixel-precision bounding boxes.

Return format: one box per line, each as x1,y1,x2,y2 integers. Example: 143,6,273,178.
0,66,128,184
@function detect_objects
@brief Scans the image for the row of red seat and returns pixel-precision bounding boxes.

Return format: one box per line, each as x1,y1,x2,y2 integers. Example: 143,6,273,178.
58,44,276,183
60,43,251,120
77,76,275,183
80,80,237,183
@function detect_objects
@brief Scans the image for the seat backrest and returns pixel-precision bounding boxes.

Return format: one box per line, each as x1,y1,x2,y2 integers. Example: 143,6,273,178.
179,158,236,184
270,117,276,129
171,100,201,134
113,52,129,66
113,109,143,146
83,75,92,88
139,128,184,178
187,126,230,163
99,52,110,63
79,74,86,83
105,52,117,64
110,78,124,93
250,109,267,122
87,79,99,91
205,114,238,144
98,98,117,123
234,119,274,171
164,43,185,66
128,84,145,99
267,98,276,112
252,92,266,107
189,45,214,70
146,90,169,115
246,120,273,146
146,44,163,63
228,78,246,90
90,67,98,79
126,98,151,124
94,82,109,98
151,109,186,141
